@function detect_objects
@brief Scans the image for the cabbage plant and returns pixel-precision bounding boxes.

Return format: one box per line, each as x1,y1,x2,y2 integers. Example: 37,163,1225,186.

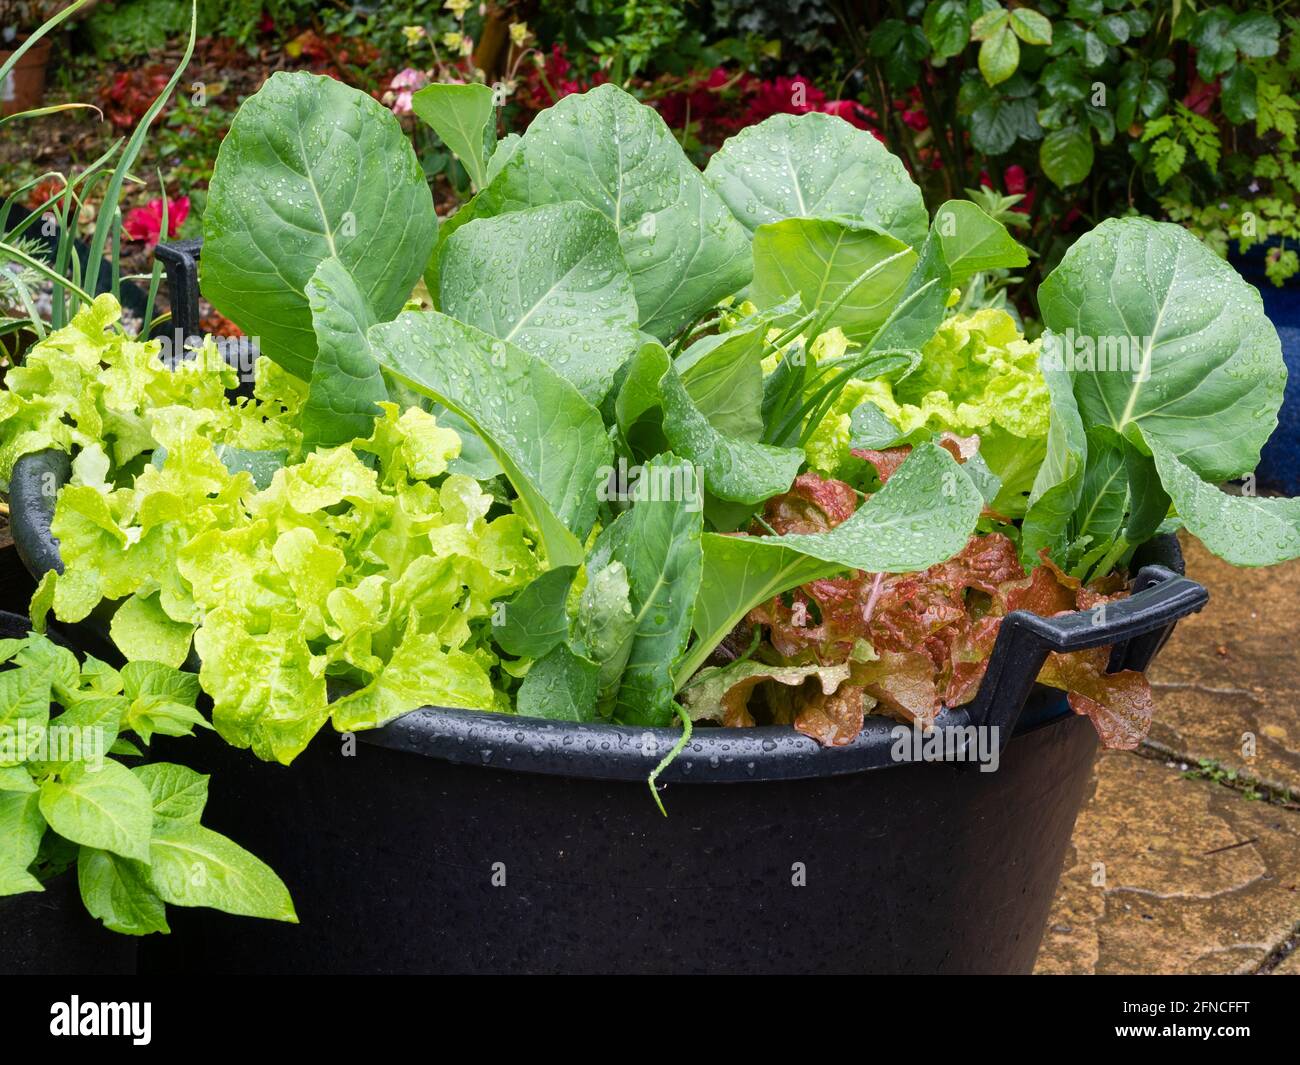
5,72,1297,780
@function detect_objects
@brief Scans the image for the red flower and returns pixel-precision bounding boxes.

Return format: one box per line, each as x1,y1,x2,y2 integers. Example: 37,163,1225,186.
1182,75,1220,115
820,99,874,131
743,75,827,125
901,108,929,131
123,196,190,246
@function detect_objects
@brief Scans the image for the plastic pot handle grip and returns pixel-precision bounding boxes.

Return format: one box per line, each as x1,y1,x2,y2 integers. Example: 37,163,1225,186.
965,564,1209,749
152,238,203,341
8,447,69,581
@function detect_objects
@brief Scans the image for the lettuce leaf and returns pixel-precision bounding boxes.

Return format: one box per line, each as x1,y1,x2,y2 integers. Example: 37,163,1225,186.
809,309,1048,516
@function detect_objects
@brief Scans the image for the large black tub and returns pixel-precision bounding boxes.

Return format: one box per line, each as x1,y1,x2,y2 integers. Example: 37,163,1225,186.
9,441,1207,974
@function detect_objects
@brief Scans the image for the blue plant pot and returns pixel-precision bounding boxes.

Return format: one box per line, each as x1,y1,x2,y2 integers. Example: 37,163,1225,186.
1230,243,1300,494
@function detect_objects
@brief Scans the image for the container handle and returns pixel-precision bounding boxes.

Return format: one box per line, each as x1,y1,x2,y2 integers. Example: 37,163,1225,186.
153,238,203,342
965,565,1209,749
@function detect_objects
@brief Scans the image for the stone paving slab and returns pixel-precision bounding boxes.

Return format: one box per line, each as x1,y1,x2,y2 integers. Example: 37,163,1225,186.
1036,752,1300,974
1143,536,1300,799
1034,534,1300,973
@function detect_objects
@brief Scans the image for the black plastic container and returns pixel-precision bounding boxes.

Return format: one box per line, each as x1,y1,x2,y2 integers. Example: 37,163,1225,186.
5,243,1211,972
0,872,137,976
0,611,137,976
9,454,1206,971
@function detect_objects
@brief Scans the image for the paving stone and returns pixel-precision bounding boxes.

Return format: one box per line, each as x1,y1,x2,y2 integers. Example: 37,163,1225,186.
1142,535,1300,798
1035,752,1300,974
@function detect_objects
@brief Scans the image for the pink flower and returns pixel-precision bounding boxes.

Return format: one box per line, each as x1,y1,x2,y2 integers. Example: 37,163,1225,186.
123,196,190,246
388,68,431,114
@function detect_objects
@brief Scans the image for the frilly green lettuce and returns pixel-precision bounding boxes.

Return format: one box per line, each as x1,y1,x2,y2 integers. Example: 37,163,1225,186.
16,308,545,763
0,296,301,486
804,309,1049,516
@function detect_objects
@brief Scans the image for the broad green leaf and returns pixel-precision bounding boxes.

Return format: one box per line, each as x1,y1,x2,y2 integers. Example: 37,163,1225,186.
77,847,169,935
516,643,600,722
0,765,36,792
1149,441,1300,567
1073,426,1128,553
147,822,297,923
705,112,928,247
679,442,981,686
1039,218,1285,483
1009,8,1052,46
572,560,636,714
368,310,613,566
923,0,972,59
867,223,952,354
1021,350,1088,565
203,72,437,380
15,633,78,702
132,763,209,828
1039,126,1094,187
495,565,578,658
440,202,640,404
410,81,496,190
1229,12,1279,58
620,343,803,504
210,445,287,491
485,132,521,186
931,199,1028,286
0,789,44,895
300,256,383,451
587,453,704,725
197,611,329,762
30,696,125,776
751,217,915,342
0,666,51,765
1221,65,1257,125
676,325,767,441
474,84,751,340
109,592,195,669
122,660,202,705
980,25,1020,86
38,761,153,862
1121,437,1171,546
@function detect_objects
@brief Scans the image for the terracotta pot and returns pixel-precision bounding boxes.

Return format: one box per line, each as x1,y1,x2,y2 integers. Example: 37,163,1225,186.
1,37,52,117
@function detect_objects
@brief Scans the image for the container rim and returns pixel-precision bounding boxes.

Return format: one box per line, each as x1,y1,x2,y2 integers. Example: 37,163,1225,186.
357,689,1074,784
